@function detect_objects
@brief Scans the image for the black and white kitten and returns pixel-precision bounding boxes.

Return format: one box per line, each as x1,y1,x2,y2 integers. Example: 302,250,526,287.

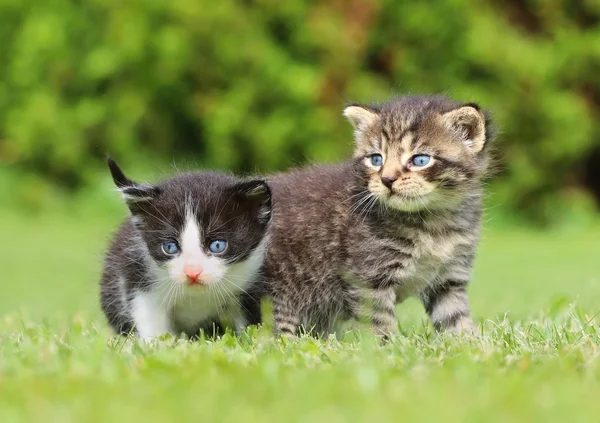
100,159,271,340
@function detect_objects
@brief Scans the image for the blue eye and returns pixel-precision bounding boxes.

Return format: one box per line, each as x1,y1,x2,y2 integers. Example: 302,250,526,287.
208,240,227,254
370,154,383,167
161,241,180,256
411,155,431,167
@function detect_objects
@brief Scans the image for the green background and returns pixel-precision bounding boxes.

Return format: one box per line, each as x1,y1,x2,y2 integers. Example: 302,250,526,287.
1,0,600,224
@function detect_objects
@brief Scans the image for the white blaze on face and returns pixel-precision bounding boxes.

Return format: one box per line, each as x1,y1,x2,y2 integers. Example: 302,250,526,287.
166,210,228,285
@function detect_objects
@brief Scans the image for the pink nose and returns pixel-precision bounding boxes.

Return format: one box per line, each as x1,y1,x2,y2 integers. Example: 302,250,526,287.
184,265,203,283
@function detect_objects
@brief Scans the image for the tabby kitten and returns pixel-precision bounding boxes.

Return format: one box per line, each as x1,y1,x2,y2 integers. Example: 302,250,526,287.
100,159,271,340
265,95,494,338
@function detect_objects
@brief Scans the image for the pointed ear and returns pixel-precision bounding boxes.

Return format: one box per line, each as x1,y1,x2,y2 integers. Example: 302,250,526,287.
107,157,135,188
233,179,272,224
107,158,161,207
441,104,488,153
343,104,380,135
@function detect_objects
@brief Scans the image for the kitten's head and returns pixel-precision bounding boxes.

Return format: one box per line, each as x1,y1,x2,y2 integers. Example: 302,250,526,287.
344,96,494,212
108,159,271,289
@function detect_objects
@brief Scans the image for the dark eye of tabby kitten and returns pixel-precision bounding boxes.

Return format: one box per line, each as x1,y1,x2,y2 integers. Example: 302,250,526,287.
265,95,495,340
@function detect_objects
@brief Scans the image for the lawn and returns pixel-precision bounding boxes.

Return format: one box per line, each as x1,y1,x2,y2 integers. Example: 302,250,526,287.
1,205,599,422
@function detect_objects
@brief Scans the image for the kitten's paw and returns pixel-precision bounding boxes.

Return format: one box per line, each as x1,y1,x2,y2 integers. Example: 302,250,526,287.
447,316,479,338
275,330,298,342
140,335,159,344
281,331,297,339
138,332,172,344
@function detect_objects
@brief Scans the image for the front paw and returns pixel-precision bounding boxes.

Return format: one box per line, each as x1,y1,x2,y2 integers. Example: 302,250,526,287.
446,316,478,337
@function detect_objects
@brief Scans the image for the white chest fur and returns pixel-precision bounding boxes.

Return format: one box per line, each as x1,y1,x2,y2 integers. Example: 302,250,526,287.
131,278,250,340
170,284,245,334
129,237,267,340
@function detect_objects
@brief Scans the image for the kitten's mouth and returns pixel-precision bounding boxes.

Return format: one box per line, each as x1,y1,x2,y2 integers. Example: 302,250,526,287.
186,279,207,288
379,191,434,211
385,189,430,201
392,191,425,198
368,184,434,211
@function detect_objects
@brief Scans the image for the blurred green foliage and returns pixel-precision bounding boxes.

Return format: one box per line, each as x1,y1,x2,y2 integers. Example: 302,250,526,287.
0,0,599,224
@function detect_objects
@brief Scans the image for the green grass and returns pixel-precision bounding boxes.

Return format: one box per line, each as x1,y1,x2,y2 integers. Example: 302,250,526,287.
1,205,599,422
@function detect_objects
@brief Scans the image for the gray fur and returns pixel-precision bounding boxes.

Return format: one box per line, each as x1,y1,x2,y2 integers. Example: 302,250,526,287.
264,95,494,338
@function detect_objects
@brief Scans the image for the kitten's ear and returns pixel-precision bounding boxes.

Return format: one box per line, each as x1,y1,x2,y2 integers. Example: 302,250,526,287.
107,158,161,205
441,104,488,153
343,104,380,136
233,180,272,224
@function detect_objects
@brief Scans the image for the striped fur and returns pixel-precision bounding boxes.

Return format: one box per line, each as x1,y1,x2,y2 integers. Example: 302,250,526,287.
265,96,494,339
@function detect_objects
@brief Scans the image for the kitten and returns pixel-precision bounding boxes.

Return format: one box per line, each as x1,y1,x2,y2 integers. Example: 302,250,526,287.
265,95,494,338
100,159,271,340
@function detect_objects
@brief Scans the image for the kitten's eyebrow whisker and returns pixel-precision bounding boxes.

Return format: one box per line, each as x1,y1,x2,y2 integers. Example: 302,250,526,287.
149,200,177,230
138,206,177,233
144,201,175,230
208,215,239,234
171,158,180,173
208,191,238,232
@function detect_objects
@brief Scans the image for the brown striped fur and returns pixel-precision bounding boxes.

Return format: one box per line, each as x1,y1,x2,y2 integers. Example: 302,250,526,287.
264,95,494,338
